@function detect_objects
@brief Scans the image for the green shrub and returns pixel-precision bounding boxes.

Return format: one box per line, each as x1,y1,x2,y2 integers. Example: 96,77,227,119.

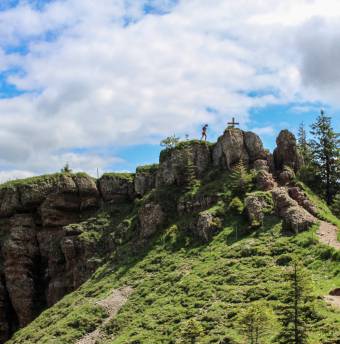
229,197,244,214
276,254,293,266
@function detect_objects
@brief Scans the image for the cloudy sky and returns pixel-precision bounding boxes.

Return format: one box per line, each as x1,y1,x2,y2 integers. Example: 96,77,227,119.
0,0,339,181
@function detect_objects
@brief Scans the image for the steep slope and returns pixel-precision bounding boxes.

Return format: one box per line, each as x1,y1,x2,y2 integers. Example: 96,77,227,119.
1,127,339,344
6,205,340,344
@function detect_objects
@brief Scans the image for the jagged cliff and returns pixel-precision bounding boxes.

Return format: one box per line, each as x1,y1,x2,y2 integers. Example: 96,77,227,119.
0,127,338,343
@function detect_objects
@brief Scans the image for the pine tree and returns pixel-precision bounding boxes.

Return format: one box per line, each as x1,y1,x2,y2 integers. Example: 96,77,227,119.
297,122,312,165
310,111,339,204
276,260,315,344
229,160,253,196
177,318,203,344
237,302,272,344
331,193,340,217
61,162,72,173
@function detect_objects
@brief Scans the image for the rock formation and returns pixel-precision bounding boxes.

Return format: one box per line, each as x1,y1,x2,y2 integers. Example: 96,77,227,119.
213,128,267,170
0,127,324,343
156,141,211,187
273,129,303,173
272,187,317,233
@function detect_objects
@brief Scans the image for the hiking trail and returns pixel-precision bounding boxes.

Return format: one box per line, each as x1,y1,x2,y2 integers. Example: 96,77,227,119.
76,286,133,344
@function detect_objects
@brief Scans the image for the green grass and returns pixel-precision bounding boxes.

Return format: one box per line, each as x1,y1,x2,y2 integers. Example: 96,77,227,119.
0,172,94,191
8,212,340,344
100,172,135,182
159,140,213,163
136,164,159,174
297,181,340,240
4,171,340,344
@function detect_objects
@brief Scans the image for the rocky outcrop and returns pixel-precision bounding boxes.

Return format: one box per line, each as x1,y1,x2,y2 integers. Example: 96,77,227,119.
278,167,295,185
0,173,102,341
272,187,316,233
213,128,267,170
177,194,219,215
273,130,303,173
0,278,11,343
134,165,158,196
256,170,276,191
253,159,270,172
98,173,134,202
3,215,40,328
138,202,165,238
288,187,318,216
0,126,323,343
156,141,211,187
194,211,222,242
245,193,273,228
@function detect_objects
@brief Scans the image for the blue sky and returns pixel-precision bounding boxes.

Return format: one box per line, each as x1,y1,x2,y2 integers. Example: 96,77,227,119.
0,0,339,181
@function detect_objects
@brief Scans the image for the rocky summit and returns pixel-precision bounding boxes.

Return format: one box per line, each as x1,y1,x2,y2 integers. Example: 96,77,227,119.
0,127,339,344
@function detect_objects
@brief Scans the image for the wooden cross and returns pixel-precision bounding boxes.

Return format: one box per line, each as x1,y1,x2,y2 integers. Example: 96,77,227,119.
228,117,239,128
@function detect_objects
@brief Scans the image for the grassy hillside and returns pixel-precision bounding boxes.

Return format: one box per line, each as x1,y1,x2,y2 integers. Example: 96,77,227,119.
6,172,340,344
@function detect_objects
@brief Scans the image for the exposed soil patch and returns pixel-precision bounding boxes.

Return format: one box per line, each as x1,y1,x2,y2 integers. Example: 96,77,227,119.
324,295,340,309
317,221,340,250
76,286,133,344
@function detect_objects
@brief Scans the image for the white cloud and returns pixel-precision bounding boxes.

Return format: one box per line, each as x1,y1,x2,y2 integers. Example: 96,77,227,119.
250,126,276,136
0,0,339,181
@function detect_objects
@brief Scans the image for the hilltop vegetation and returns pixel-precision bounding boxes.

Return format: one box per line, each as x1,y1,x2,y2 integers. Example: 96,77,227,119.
0,127,339,344
6,169,340,344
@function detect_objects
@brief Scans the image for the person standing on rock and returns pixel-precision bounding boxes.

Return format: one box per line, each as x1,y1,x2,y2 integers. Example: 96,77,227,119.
201,124,208,141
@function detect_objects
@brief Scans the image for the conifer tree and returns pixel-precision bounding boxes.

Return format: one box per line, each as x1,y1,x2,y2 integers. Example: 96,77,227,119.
230,160,253,196
61,162,72,173
177,318,203,344
297,122,312,164
276,260,315,344
237,302,272,344
310,111,339,204
331,193,340,217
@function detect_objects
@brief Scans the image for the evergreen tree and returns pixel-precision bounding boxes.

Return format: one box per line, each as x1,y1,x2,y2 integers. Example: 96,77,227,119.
237,302,272,344
310,111,339,204
330,193,340,217
61,162,72,173
160,134,180,149
297,122,312,164
229,160,254,196
177,318,203,344
276,260,315,344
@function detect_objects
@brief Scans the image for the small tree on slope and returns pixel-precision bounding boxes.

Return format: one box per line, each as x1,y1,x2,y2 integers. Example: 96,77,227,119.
230,160,254,197
237,302,272,344
276,260,315,344
310,111,339,204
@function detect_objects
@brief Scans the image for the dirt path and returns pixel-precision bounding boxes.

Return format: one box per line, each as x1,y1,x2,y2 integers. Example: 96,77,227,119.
316,221,340,250
76,286,133,344
324,295,340,309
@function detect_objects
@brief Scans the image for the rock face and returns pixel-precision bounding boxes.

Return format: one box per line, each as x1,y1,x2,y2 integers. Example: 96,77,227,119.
256,170,276,191
273,130,303,173
0,173,102,341
195,211,221,242
98,173,134,202
245,194,272,228
272,187,316,233
213,128,267,170
138,202,165,238
288,187,318,216
134,165,158,196
156,142,211,187
0,127,322,343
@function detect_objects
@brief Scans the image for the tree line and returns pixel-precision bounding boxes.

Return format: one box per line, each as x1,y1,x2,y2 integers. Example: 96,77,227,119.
297,111,339,214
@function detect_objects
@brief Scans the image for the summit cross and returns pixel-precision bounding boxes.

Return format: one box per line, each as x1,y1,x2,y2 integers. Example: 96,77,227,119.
227,117,239,128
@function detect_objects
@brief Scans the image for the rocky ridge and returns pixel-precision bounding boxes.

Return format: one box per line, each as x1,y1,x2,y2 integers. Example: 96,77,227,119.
0,127,323,343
